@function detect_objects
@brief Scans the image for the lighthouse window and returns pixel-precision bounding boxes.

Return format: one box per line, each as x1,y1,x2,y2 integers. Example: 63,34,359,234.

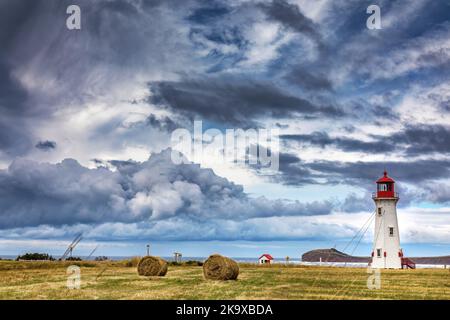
389,227,394,236
376,249,382,257
378,208,382,215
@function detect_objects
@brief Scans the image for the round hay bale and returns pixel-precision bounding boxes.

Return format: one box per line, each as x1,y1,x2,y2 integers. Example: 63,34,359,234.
203,254,239,280
137,256,168,276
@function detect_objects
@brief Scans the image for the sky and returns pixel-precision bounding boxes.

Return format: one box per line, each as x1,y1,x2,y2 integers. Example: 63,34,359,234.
0,0,449,259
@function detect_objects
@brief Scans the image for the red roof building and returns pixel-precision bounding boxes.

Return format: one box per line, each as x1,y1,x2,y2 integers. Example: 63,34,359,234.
258,254,273,264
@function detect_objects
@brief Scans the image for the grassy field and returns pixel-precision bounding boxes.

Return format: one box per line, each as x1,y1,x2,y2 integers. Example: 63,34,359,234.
0,260,448,300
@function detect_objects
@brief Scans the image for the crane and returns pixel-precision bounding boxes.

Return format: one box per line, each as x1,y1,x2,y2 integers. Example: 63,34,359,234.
87,245,99,260
60,233,83,260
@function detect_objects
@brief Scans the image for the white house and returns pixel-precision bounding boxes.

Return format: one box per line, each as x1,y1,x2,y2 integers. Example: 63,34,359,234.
258,254,273,264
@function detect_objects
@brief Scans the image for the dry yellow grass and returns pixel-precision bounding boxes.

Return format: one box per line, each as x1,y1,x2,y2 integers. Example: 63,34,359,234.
0,260,448,300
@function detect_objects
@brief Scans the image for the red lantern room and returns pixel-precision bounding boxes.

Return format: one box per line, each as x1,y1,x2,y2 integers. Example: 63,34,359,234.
375,170,397,198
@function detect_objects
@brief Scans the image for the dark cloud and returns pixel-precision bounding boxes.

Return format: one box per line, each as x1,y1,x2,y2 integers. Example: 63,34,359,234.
184,1,257,72
307,159,450,187
0,215,350,242
35,140,56,151
281,124,450,156
119,113,181,134
0,149,333,229
340,192,373,213
267,151,450,200
284,67,333,91
145,114,179,132
0,62,32,156
386,125,450,155
267,152,316,186
0,1,42,47
0,116,32,157
0,0,448,246
149,76,344,126
0,1,73,158
431,94,450,112
0,64,27,113
187,1,230,24
275,123,289,129
282,132,395,153
340,186,421,212
91,158,139,170
259,0,322,45
108,159,139,169
0,0,200,160
424,183,450,203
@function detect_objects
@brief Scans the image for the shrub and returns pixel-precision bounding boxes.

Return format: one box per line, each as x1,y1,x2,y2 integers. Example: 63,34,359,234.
185,260,203,266
65,257,82,261
95,256,109,261
168,260,203,266
16,253,55,261
124,256,141,267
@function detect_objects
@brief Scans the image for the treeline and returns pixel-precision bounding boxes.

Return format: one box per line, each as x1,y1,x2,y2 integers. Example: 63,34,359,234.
16,253,55,261
169,260,203,266
14,252,110,261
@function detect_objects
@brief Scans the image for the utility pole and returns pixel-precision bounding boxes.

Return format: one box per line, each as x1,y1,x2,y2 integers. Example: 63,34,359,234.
174,252,182,263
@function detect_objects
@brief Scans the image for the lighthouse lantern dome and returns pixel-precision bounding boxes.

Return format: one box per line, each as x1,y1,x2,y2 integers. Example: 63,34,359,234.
376,170,396,198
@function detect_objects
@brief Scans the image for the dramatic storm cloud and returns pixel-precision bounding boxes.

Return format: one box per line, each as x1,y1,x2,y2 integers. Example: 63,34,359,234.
281,124,450,155
35,140,57,151
0,0,449,251
0,149,332,232
259,0,323,45
149,76,343,126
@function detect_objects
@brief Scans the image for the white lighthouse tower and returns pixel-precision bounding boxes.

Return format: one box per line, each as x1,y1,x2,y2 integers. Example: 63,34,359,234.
371,171,403,269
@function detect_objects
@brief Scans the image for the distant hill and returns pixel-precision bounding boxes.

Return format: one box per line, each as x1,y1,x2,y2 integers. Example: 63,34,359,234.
408,256,450,265
302,248,370,263
302,248,450,265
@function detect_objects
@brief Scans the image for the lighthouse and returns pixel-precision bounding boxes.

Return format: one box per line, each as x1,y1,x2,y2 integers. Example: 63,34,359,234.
371,171,402,269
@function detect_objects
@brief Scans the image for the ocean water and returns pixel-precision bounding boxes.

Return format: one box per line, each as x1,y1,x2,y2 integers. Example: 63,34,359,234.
1,255,446,269
0,255,296,263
